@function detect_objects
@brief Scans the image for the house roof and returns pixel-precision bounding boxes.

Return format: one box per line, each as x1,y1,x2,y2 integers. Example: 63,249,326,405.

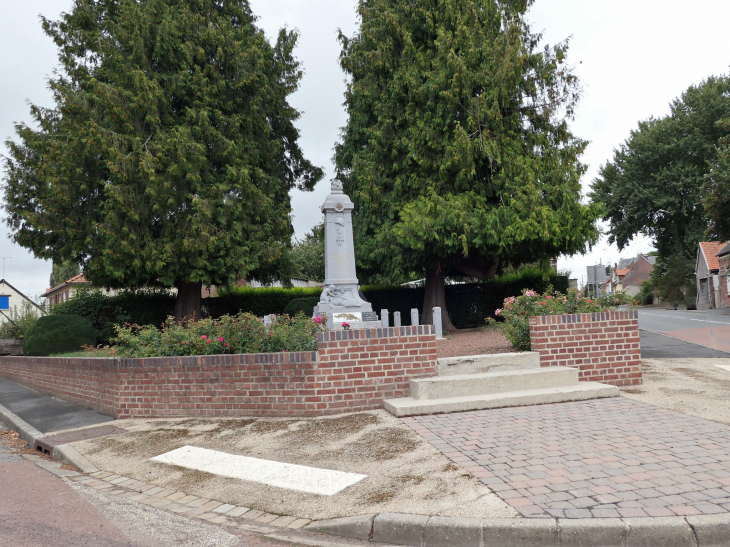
42,273,91,298
616,269,630,277
699,242,727,271
0,279,45,311
717,242,730,258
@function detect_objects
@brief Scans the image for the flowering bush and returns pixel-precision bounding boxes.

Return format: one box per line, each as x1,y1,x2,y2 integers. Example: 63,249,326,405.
489,289,637,351
112,312,327,358
341,322,351,330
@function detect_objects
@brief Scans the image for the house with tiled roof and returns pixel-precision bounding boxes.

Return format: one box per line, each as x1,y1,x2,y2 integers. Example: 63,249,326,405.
0,279,45,328
695,241,729,309
41,273,93,306
714,242,730,310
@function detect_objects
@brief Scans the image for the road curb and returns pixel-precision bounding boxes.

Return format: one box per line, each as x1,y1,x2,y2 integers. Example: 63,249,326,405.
305,512,730,546
0,401,99,473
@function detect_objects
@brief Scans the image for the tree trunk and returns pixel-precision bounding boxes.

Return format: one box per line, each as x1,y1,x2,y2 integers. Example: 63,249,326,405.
422,263,456,331
174,279,202,324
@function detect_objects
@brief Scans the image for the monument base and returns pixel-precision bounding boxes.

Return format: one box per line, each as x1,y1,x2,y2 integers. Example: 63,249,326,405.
330,320,382,331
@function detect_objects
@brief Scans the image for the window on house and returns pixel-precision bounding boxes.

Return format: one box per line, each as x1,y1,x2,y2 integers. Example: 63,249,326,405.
65,290,69,301
0,296,9,310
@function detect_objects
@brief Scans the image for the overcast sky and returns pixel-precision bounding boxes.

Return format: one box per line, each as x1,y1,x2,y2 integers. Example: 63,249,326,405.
2,0,730,297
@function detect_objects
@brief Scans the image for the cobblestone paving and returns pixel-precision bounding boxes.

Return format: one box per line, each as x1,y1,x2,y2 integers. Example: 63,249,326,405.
404,398,730,519
0,425,23,463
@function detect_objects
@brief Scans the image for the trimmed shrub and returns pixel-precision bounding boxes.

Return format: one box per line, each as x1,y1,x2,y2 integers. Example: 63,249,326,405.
283,297,320,318
490,289,637,351
112,312,326,357
23,314,96,356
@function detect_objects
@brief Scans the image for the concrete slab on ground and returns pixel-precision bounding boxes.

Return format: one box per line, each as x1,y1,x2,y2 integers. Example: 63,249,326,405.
0,376,114,433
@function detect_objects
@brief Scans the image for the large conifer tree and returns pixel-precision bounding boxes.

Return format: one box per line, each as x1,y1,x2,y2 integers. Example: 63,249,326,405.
335,0,600,329
4,0,323,321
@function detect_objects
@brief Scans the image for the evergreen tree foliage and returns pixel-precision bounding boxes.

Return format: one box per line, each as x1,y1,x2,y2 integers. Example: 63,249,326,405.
704,118,730,241
4,0,323,321
591,76,730,260
49,259,81,288
335,0,600,328
289,223,325,282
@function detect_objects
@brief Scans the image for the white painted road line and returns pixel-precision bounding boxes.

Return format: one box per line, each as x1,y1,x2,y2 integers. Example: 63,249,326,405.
715,365,730,372
151,446,367,496
640,312,730,325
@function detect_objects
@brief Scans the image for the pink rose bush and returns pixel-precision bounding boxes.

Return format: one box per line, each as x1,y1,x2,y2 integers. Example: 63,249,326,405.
488,288,636,351
113,312,327,358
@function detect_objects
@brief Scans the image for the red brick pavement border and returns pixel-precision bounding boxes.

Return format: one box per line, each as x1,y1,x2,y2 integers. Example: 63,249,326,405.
404,398,730,519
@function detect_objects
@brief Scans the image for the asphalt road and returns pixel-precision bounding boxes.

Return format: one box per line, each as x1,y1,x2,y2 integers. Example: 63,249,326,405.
638,309,730,354
0,424,330,547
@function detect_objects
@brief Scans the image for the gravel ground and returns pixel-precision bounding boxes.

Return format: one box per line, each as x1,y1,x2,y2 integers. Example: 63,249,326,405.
621,358,730,425
437,326,514,358
71,410,516,522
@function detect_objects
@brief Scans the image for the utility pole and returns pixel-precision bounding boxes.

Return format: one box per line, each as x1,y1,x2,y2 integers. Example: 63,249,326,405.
0,257,11,280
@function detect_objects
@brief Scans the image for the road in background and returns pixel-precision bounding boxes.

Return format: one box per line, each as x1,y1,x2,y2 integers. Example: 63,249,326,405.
640,330,730,358
638,309,730,354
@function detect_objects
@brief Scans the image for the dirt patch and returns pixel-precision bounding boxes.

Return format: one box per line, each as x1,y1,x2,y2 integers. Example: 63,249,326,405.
438,327,514,358
621,358,730,426
72,410,516,521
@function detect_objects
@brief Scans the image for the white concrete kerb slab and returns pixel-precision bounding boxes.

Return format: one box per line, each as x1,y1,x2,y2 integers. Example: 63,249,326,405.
151,445,367,496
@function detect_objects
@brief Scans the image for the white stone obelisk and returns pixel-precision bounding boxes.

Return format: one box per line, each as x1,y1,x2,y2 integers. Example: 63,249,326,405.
313,180,374,329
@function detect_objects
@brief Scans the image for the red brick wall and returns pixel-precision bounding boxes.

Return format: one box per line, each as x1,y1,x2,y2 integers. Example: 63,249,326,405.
529,311,641,386
0,326,436,418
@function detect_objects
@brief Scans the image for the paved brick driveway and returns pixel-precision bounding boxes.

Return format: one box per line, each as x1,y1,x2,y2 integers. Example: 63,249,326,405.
404,398,730,519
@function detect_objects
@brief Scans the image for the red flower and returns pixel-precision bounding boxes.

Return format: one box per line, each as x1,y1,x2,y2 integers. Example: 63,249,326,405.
541,302,546,306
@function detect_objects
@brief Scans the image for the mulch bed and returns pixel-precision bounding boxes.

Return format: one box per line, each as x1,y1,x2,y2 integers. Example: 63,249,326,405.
437,327,515,359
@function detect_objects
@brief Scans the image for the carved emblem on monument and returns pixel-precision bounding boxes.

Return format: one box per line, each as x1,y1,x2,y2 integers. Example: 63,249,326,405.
321,285,361,307
334,215,345,246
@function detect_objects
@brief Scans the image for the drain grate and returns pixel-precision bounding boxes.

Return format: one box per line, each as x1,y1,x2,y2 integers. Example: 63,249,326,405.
35,425,126,454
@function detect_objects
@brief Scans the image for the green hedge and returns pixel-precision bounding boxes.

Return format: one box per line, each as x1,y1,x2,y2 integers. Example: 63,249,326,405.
202,286,322,318
283,297,320,318
204,271,568,328
53,271,567,342
23,314,96,356
51,288,175,345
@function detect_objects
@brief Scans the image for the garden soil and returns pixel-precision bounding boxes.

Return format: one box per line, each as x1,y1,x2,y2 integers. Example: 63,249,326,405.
68,409,517,521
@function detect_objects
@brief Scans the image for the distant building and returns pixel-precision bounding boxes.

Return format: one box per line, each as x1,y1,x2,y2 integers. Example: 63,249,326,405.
696,241,730,309
586,264,608,297
42,273,93,306
611,254,655,297
0,279,45,328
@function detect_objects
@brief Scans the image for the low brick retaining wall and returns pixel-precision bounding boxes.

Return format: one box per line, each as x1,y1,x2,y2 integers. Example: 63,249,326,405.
529,310,641,386
0,326,436,418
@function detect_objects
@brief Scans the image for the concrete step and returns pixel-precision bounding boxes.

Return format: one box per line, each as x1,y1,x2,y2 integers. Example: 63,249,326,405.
436,352,540,376
383,383,620,417
410,367,579,400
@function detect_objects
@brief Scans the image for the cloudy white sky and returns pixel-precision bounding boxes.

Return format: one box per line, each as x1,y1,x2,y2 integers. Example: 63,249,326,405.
2,0,730,297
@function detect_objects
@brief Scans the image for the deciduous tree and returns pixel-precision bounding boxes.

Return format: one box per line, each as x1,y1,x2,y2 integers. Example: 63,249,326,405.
335,0,600,329
704,118,730,241
3,0,323,321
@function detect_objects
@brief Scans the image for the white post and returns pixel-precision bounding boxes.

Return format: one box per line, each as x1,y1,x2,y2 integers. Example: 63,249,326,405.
381,309,389,328
432,307,443,339
411,308,419,326
263,314,272,327
393,311,401,327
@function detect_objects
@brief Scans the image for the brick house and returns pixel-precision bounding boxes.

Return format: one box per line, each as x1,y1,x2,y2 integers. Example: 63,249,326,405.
716,242,730,309
610,254,655,296
695,241,729,309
